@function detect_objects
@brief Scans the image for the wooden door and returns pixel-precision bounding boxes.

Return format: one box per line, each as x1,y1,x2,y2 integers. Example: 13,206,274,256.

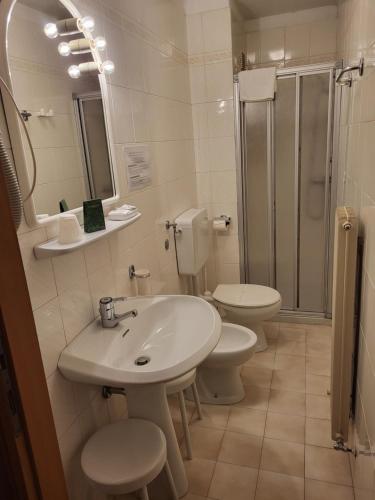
0,165,68,499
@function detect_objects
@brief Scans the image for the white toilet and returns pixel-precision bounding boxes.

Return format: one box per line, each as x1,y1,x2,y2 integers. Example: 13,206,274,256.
174,208,282,403
196,322,257,404
213,284,281,352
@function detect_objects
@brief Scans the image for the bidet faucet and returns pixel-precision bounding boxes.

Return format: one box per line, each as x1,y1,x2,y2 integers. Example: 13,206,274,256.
99,296,138,328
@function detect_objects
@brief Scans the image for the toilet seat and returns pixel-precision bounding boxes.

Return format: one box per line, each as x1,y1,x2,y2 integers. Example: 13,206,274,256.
213,284,281,309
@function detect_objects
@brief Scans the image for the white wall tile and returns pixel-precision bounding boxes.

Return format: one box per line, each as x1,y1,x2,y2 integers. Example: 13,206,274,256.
205,60,234,101
34,298,66,378
285,24,310,61
310,19,337,56
187,13,204,55
202,8,231,53
260,28,285,63
18,229,57,310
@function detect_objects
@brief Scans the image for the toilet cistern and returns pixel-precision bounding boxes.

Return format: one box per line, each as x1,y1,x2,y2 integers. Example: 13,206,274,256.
99,296,138,328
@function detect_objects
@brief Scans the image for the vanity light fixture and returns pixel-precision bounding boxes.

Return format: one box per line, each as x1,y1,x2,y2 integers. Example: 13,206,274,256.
68,60,115,79
94,36,107,51
101,60,115,75
44,15,114,79
58,36,106,57
44,15,94,39
77,15,95,32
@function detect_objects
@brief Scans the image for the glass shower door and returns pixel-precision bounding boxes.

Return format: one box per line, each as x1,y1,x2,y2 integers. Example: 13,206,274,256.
274,76,296,310
298,72,331,312
241,68,334,315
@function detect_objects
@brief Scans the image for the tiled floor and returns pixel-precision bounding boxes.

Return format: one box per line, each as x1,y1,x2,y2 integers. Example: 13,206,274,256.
174,322,354,500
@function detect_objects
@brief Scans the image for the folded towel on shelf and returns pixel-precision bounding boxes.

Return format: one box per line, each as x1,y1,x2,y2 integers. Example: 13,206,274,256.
238,67,277,102
107,208,139,221
119,204,137,212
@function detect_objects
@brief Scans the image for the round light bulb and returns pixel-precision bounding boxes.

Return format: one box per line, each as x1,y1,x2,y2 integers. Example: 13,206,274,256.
44,22,58,39
94,36,106,51
58,42,71,56
68,65,81,79
80,16,95,32
101,60,115,75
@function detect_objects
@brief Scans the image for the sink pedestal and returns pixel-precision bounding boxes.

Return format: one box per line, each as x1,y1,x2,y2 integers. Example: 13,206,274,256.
125,383,188,498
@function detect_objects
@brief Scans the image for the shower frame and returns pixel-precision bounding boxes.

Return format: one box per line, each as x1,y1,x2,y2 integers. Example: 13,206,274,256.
234,62,342,319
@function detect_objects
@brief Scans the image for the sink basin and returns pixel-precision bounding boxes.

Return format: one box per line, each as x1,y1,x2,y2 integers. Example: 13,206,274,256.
59,294,221,497
59,294,221,386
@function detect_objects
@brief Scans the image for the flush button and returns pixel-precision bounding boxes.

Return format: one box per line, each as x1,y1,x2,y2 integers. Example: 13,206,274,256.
134,356,150,366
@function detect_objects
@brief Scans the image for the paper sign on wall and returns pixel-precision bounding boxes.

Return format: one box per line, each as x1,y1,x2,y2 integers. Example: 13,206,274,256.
124,144,152,191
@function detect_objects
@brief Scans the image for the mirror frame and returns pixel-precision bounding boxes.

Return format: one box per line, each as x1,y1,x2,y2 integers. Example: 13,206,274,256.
0,0,120,228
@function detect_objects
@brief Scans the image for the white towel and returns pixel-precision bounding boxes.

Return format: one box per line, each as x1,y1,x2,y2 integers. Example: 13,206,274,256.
108,209,139,221
238,68,276,102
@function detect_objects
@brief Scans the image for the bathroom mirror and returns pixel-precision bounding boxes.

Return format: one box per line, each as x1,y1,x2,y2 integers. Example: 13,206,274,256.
0,0,118,226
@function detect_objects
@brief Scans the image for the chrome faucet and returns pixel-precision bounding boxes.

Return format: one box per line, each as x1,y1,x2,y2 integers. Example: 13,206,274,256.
99,297,138,328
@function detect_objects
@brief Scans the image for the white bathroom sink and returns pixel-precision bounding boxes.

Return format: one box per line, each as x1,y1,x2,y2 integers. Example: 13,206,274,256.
58,295,221,387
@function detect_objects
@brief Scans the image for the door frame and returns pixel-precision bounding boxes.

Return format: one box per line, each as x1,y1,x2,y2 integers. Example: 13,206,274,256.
0,164,68,497
234,61,341,318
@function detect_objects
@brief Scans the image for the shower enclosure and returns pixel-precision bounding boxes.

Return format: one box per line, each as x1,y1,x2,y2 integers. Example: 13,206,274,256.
235,63,340,317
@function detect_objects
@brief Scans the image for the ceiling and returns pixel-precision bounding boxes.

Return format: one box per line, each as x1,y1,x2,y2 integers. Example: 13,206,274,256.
235,0,338,19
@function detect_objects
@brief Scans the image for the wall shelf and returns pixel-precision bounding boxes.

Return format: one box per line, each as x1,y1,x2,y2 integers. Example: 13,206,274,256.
34,213,141,259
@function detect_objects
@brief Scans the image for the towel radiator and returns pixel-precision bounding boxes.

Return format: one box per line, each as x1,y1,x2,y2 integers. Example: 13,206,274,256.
331,207,358,447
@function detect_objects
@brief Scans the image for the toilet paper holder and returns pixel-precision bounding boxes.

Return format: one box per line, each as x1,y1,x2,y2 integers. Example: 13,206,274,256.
128,265,151,280
214,215,231,227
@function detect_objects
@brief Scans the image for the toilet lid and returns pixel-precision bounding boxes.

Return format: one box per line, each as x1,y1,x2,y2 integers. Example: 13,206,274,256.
213,284,281,308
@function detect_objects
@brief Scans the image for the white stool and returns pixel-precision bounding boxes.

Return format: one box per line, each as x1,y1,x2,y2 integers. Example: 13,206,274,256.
166,369,202,460
81,418,178,500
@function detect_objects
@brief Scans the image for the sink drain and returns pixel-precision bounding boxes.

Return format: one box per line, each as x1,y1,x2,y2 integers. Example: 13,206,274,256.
134,356,150,366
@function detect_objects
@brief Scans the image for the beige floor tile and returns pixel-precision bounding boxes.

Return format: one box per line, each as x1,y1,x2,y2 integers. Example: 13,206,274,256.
184,458,216,497
218,430,263,468
265,338,278,353
274,354,305,371
279,322,308,332
306,374,330,396
236,385,270,411
227,407,267,436
271,370,306,394
246,352,275,370
306,479,354,499
306,394,331,419
306,356,330,376
306,324,332,336
255,470,304,500
305,445,352,486
268,389,305,416
168,395,195,423
208,462,258,500
305,418,333,448
263,321,280,339
278,327,306,341
306,336,331,358
183,425,224,461
242,366,273,388
260,438,305,477
276,339,306,356
192,403,230,430
265,412,305,444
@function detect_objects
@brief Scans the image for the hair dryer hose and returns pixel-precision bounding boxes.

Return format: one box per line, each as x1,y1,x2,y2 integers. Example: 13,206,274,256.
0,134,22,230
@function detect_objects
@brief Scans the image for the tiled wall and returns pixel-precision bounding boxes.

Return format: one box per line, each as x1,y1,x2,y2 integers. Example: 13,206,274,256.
186,3,240,290
8,3,95,216
244,6,337,69
3,0,196,497
336,0,375,498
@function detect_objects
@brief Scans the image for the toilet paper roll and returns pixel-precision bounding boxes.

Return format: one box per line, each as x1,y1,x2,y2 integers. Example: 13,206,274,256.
213,218,228,232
